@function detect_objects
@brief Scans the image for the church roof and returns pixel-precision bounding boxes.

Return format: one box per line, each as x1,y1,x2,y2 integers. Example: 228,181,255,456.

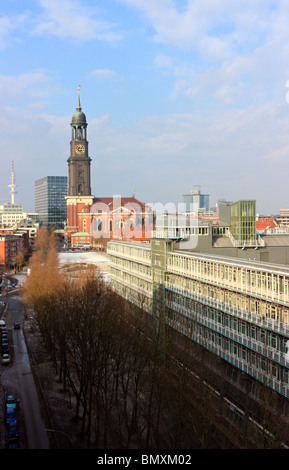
92,196,148,212
71,232,92,237
71,94,87,127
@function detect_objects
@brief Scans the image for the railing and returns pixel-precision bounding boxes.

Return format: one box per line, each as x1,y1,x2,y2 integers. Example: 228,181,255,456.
165,301,289,398
226,229,266,248
166,262,289,306
107,245,151,266
165,282,289,337
166,299,289,367
110,259,152,282
110,270,153,298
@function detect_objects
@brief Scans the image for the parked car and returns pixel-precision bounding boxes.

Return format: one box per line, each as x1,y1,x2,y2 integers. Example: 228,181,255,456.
6,421,19,440
5,407,16,424
5,395,16,409
13,323,20,329
2,354,10,365
1,344,9,353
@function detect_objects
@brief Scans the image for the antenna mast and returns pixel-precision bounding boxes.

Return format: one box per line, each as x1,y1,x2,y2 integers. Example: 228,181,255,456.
8,154,17,204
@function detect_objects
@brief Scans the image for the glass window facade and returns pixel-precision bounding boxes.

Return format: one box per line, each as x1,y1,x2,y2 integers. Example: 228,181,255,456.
230,200,256,243
183,193,210,212
35,176,67,230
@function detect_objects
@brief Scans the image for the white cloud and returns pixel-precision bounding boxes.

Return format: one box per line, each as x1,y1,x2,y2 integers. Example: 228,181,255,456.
154,53,173,70
90,114,110,130
120,0,273,53
85,97,289,213
0,71,52,103
0,13,28,49
32,0,122,42
121,0,289,108
89,69,120,81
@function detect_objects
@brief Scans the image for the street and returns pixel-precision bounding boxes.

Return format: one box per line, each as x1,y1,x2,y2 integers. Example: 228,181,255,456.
0,280,50,449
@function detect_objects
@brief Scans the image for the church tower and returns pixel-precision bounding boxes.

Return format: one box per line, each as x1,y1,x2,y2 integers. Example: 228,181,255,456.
68,89,91,196
66,88,94,239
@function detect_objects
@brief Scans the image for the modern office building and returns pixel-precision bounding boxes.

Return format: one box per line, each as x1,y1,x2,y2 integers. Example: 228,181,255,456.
276,209,289,228
108,237,289,402
35,176,67,230
0,202,40,229
182,189,210,213
0,203,26,227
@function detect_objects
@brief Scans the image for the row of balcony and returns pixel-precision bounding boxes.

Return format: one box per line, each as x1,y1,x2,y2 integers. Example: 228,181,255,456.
166,299,289,369
165,283,289,337
167,263,289,306
110,261,152,282
107,246,151,266
109,268,289,398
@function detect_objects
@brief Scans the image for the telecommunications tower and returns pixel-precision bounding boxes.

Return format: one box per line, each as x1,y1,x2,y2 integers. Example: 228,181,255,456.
8,154,17,204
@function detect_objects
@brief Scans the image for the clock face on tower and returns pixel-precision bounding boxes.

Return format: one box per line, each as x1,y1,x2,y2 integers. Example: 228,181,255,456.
75,144,85,154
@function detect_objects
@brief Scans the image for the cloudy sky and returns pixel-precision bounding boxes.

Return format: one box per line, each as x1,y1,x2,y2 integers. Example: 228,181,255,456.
1,0,289,214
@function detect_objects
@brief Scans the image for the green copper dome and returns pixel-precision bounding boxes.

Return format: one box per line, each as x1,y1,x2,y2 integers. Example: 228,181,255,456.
71,94,87,127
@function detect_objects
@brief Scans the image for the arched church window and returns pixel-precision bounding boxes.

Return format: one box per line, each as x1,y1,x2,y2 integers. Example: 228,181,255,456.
92,219,97,234
98,219,102,231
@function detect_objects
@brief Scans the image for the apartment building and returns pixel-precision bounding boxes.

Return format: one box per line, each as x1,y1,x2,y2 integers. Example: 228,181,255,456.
0,233,27,266
108,238,289,399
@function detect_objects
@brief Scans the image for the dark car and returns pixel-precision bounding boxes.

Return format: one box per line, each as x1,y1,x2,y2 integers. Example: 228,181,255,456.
5,408,16,425
5,395,16,409
1,344,9,353
13,323,20,329
6,421,19,440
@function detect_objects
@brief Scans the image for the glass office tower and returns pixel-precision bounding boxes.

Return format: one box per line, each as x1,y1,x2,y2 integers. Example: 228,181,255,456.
182,191,210,213
35,176,67,230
